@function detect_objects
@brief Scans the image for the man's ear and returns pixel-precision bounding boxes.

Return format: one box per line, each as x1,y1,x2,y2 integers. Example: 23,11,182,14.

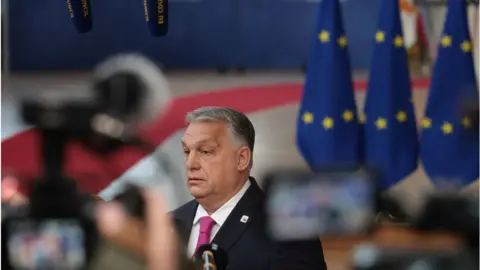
237,146,251,171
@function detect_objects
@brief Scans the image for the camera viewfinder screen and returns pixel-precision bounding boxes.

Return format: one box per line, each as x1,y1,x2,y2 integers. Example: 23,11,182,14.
7,219,86,270
266,172,374,240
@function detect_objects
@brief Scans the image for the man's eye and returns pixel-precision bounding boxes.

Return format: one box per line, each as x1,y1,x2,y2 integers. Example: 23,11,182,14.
183,150,190,155
200,150,212,155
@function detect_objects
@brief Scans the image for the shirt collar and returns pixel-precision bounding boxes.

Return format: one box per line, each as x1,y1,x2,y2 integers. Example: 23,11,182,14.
193,180,251,226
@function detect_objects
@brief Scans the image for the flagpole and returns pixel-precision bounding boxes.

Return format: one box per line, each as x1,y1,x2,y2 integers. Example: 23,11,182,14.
469,1,479,79
414,0,440,73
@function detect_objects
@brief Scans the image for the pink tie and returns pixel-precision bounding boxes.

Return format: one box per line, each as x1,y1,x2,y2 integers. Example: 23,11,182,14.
195,216,216,252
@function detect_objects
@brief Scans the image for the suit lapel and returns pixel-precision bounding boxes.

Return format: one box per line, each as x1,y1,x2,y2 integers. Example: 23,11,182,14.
173,201,198,248
211,177,263,251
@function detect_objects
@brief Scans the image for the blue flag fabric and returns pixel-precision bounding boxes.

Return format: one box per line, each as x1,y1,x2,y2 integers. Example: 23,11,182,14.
363,0,419,190
145,0,169,36
296,0,361,171
65,0,92,33
420,0,479,187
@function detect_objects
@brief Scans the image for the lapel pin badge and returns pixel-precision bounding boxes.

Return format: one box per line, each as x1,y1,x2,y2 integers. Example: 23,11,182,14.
240,215,249,223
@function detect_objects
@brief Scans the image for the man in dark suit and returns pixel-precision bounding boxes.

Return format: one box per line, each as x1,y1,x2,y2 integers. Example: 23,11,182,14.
172,107,327,270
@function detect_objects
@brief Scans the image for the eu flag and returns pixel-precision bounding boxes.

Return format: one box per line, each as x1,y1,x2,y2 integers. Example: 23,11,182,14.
363,0,419,190
296,0,361,170
420,0,478,187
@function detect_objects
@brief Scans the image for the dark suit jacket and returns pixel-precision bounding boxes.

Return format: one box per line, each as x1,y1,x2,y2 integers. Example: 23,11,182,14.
172,177,327,270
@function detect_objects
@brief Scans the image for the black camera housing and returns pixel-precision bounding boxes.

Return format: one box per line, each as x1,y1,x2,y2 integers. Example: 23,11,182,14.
262,167,380,240
1,177,100,270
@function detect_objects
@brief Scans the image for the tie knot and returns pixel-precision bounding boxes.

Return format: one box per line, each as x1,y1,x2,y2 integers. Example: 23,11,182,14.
199,216,216,233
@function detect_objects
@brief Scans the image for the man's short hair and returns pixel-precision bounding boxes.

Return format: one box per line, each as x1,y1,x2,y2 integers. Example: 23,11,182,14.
186,107,255,166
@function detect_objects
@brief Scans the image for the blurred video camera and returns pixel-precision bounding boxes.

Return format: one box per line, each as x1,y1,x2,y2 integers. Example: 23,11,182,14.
1,54,171,270
262,168,379,241
351,192,479,270
352,244,476,270
262,168,478,270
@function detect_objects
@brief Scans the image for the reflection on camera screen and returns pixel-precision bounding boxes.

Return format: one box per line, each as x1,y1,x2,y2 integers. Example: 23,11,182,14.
267,173,374,240
8,219,85,270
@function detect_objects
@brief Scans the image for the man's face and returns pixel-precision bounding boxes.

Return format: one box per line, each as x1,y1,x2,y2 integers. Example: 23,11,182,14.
181,121,247,200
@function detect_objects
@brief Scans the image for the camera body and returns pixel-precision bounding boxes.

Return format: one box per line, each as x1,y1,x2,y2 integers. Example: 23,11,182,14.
262,167,379,241
352,244,476,270
1,54,173,269
351,192,479,270
1,66,152,270
262,168,479,270
2,178,100,270
2,93,104,270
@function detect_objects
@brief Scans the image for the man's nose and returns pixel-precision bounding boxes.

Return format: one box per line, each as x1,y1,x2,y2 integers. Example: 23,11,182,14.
185,152,201,170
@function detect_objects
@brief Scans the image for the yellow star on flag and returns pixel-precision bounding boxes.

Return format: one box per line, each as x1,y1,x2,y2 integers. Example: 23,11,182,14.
302,112,314,124
342,110,354,122
375,31,385,43
396,111,407,123
322,117,334,130
359,114,366,124
337,35,347,47
441,122,453,134
440,35,452,47
421,118,432,129
460,40,472,52
393,35,404,47
461,117,471,128
318,30,330,43
375,118,387,130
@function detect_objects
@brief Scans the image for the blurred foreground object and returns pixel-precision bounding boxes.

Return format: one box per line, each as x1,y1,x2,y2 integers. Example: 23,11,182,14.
375,194,409,223
420,0,479,187
322,223,464,269
414,193,479,249
349,192,479,270
363,0,419,191
91,194,103,201
415,193,479,269
1,175,28,221
93,187,196,270
2,53,173,194
263,168,377,240
1,175,28,206
352,244,475,270
296,0,361,170
1,54,175,270
194,244,229,270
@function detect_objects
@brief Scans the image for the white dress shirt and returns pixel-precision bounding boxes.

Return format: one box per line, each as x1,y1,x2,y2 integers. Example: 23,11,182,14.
187,180,251,257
